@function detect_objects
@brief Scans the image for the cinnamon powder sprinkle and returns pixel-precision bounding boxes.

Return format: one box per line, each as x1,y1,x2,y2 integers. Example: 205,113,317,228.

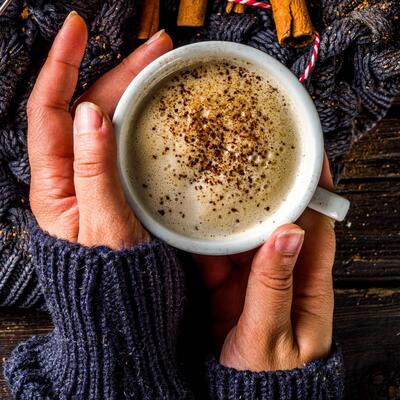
128,61,300,239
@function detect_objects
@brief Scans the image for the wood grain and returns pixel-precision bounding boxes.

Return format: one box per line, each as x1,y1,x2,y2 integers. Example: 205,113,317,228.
334,115,400,284
0,309,52,398
334,289,400,399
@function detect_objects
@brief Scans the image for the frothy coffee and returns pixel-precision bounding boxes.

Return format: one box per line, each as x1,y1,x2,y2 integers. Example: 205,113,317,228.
126,61,300,239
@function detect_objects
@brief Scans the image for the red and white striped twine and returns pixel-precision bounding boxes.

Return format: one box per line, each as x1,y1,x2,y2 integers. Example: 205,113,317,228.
229,0,272,9
227,0,320,83
298,32,320,83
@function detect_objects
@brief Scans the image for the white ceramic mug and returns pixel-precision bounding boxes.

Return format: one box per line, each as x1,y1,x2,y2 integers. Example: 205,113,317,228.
113,41,350,255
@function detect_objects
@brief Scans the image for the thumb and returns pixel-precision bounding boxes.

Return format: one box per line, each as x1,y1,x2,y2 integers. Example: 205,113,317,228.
238,224,304,347
73,101,148,248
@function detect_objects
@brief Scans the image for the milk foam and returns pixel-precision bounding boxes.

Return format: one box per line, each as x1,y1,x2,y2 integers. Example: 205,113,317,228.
126,61,300,239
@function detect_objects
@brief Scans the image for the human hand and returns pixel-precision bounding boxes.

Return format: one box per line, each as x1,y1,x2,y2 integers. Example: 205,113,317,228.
194,156,335,371
28,12,172,249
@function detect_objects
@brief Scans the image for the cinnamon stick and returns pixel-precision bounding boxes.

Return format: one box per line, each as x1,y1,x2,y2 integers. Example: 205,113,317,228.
270,0,314,48
226,1,234,14
234,3,246,13
177,0,208,27
138,0,157,39
149,0,160,37
226,2,246,15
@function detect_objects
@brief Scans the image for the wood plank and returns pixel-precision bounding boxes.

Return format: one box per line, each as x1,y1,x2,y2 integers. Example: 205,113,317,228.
334,180,400,284
333,114,400,283
0,309,52,399
339,119,400,178
334,288,400,399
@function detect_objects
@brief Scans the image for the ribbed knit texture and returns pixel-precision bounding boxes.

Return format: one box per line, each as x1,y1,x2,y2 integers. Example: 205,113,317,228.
4,223,344,399
4,223,192,399
1,0,400,308
206,344,344,399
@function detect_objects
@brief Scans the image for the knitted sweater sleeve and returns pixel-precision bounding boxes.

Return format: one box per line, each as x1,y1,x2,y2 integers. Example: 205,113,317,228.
4,224,344,400
205,344,344,399
4,224,192,400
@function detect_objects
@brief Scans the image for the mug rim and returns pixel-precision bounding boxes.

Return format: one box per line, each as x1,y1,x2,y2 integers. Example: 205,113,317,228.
113,41,323,255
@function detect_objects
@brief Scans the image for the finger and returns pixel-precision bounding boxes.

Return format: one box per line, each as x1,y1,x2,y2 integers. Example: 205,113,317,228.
291,229,335,360
237,224,304,346
301,153,335,227
293,154,335,357
293,213,335,359
74,30,173,116
297,153,334,228
297,152,336,235
28,12,87,238
73,102,149,249
297,151,336,262
320,153,334,190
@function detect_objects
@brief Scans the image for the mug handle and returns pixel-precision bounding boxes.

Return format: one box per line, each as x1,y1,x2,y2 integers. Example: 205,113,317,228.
307,186,350,222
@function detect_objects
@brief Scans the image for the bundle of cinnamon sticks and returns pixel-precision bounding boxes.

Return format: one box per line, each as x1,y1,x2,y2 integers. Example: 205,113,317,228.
138,0,315,48
270,0,315,47
226,1,246,14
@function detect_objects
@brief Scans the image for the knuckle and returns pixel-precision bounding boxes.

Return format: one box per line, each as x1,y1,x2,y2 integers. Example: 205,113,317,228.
254,268,293,292
293,300,332,323
74,130,111,179
73,157,107,178
121,56,138,77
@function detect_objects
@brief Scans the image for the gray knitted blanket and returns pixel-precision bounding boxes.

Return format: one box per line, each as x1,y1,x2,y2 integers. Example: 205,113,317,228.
0,0,399,308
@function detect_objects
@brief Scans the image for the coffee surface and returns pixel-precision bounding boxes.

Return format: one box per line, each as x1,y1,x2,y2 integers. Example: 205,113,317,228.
126,61,300,239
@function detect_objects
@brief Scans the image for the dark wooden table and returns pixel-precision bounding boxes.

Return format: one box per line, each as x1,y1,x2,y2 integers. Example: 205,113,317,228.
1,100,399,399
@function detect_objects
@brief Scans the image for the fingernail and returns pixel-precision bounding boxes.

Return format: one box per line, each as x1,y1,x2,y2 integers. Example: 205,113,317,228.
75,102,103,133
146,29,165,45
64,10,78,26
275,229,304,255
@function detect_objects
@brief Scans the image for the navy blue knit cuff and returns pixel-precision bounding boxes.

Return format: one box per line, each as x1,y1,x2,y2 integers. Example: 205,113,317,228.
5,224,191,399
206,343,344,399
